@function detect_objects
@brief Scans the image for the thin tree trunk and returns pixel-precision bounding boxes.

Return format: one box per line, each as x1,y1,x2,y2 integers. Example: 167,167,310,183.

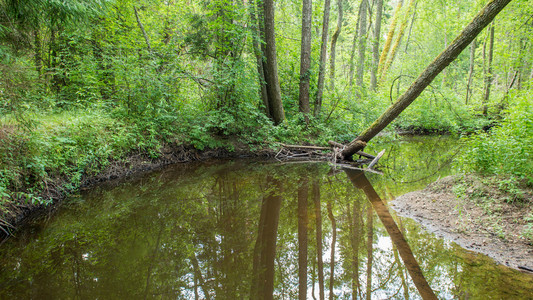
299,0,313,120
262,0,285,125
339,0,512,160
329,0,344,92
298,178,309,300
133,6,153,53
370,0,383,91
314,0,332,116
465,40,476,104
483,20,495,115
34,29,42,78
355,0,369,98
313,182,325,300
327,201,336,300
377,1,402,79
380,0,416,85
250,0,271,116
348,3,363,87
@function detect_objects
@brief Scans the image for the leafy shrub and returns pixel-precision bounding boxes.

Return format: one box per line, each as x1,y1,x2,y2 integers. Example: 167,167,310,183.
458,93,533,185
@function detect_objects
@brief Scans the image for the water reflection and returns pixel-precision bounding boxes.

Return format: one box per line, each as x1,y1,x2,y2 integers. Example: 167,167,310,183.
345,169,437,300
0,137,532,299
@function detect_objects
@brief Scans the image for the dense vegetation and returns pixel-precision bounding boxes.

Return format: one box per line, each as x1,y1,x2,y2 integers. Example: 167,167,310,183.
0,0,532,221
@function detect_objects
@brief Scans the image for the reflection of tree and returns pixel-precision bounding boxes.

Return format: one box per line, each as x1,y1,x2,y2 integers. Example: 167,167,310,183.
313,180,325,300
365,203,374,300
297,177,309,300
250,176,283,300
326,197,336,300
345,169,438,300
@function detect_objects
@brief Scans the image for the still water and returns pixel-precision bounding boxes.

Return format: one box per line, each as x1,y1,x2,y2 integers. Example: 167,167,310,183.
1,136,532,299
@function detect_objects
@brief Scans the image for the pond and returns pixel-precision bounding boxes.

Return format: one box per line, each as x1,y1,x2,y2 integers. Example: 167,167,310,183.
0,136,532,299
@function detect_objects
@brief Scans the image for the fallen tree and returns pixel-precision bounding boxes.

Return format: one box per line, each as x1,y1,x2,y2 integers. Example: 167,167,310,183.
335,0,512,160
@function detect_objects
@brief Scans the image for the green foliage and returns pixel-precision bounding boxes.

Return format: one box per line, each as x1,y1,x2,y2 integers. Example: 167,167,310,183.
458,93,533,185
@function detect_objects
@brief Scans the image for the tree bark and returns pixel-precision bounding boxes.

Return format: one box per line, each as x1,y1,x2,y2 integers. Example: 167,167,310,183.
314,0,332,116
370,0,383,91
133,6,153,53
250,0,271,117
377,1,402,79
34,29,42,78
465,39,476,105
483,20,495,115
329,0,343,92
262,0,285,125
340,0,512,160
299,0,313,120
355,0,369,98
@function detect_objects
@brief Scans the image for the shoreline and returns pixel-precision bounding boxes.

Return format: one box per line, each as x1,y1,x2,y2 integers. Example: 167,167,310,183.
1,144,274,241
391,175,533,273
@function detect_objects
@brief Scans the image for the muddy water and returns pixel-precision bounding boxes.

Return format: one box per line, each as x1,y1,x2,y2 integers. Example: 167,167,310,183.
0,136,532,299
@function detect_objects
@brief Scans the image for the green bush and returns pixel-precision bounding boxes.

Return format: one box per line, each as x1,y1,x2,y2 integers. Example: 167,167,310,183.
458,92,533,185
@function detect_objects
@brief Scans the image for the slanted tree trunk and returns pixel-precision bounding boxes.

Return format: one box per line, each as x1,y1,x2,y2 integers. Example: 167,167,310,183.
299,0,313,120
465,40,476,104
329,0,343,92
483,20,495,115
262,0,285,125
380,0,416,85
355,0,369,98
314,0,332,116
377,1,402,80
370,0,383,91
339,0,512,160
133,6,153,53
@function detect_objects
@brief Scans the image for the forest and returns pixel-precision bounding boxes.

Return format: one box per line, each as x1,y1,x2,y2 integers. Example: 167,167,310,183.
0,0,532,233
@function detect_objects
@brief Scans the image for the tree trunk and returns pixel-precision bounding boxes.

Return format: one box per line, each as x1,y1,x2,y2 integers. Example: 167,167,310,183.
355,0,368,98
133,6,153,53
313,181,325,300
370,0,383,91
483,20,495,115
377,1,402,79
329,0,344,92
340,0,512,160
380,0,416,85
262,0,285,125
34,29,42,78
298,178,309,300
299,0,313,120
250,0,271,117
314,0,332,116
465,39,476,104
348,3,362,87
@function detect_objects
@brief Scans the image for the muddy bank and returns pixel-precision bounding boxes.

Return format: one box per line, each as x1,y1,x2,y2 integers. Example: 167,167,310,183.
392,175,533,273
1,143,274,240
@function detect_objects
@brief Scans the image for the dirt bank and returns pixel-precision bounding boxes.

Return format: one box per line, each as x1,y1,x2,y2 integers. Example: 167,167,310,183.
391,175,533,273
1,143,275,240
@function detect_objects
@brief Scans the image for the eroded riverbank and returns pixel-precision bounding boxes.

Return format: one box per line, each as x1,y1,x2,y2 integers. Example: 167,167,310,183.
392,175,533,272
